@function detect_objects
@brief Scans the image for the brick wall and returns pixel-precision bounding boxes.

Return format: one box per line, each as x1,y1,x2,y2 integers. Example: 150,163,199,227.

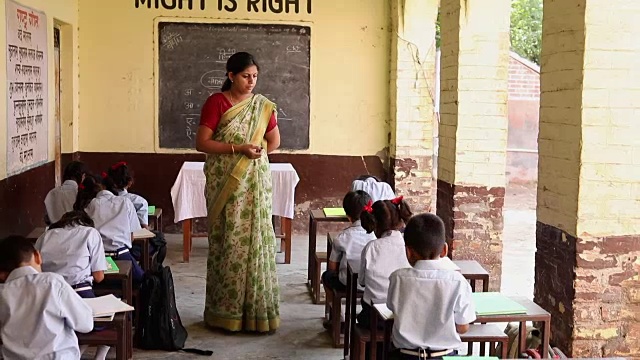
508,54,540,100
506,52,540,184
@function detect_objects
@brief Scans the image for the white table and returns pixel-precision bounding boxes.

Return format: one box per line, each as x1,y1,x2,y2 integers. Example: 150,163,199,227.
170,162,299,263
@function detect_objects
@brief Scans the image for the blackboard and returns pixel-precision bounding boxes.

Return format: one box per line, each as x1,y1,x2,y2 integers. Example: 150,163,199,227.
157,22,311,150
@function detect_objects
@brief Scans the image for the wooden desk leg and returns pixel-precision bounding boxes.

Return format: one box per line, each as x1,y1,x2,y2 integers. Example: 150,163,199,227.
370,306,378,360
483,275,490,292
383,320,392,360
542,318,551,358
183,219,192,263
307,215,317,287
518,321,527,356
142,239,150,272
344,277,352,358
470,279,477,293
282,217,292,264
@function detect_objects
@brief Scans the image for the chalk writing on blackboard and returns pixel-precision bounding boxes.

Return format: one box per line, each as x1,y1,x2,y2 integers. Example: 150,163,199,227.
158,22,310,150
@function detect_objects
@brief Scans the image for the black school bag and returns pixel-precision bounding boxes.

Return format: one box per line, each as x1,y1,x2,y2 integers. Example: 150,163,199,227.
136,265,212,356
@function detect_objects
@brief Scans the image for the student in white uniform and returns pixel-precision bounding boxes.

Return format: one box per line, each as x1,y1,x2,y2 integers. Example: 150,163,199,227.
105,162,166,265
321,190,376,329
105,161,149,228
35,210,111,360
74,173,144,282
357,196,412,328
44,161,87,225
0,236,94,360
351,175,396,202
387,214,476,359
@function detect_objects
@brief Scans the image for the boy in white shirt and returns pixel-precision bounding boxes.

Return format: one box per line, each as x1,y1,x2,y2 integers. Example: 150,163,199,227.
0,236,94,360
44,161,87,225
321,190,376,329
387,214,476,359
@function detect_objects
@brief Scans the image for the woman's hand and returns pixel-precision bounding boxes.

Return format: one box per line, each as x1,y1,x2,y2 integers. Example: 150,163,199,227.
239,144,262,159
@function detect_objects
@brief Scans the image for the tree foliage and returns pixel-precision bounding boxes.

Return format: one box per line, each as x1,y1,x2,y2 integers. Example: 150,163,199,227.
435,0,543,64
510,0,543,64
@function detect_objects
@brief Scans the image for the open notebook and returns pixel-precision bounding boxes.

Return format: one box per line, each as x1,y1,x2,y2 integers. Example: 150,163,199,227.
83,294,134,318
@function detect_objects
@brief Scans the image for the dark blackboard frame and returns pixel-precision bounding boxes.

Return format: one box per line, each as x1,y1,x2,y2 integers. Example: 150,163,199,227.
155,20,311,151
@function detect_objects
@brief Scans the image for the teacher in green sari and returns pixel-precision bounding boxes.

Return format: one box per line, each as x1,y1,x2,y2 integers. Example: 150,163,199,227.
195,52,281,333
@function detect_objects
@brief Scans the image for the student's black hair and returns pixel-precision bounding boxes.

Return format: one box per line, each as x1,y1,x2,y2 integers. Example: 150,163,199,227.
343,190,372,221
403,213,446,259
355,175,381,182
48,210,95,230
62,161,87,183
360,197,413,235
221,52,260,92
0,236,37,274
105,162,133,194
73,173,103,211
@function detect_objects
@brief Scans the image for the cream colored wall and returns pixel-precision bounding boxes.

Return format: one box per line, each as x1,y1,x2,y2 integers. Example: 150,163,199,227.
78,0,390,155
0,0,79,181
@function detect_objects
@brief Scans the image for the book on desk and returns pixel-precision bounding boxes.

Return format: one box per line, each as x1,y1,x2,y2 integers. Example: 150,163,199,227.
104,256,119,274
323,208,346,217
83,294,134,321
373,292,527,320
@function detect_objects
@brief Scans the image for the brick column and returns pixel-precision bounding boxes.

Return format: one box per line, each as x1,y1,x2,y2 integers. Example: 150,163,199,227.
536,1,640,357
436,0,511,291
388,0,438,213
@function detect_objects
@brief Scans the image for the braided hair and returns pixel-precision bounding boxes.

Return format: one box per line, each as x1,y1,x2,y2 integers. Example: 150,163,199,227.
360,197,412,237
73,173,104,211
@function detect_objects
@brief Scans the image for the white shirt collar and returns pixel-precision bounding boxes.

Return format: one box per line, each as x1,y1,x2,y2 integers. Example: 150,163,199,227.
118,189,128,195
62,180,78,188
6,266,39,282
414,258,454,271
96,190,115,198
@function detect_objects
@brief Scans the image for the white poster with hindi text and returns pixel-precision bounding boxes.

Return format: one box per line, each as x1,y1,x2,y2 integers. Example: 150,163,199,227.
6,0,48,175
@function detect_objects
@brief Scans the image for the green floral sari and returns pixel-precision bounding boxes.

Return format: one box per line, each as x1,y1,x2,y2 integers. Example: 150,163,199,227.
203,94,280,332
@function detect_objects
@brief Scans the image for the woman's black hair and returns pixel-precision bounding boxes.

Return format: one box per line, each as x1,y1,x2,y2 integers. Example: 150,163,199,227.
360,198,413,235
73,173,103,211
220,52,260,92
105,162,133,195
49,210,95,230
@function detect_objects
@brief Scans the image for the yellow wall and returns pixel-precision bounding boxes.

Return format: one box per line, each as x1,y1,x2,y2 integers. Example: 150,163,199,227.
78,0,390,155
0,0,79,180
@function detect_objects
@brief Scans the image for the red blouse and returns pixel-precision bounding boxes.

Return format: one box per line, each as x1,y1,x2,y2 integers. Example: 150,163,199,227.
199,93,277,134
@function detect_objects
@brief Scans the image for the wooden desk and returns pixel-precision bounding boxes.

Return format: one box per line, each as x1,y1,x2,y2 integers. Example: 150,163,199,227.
370,297,552,359
77,313,130,360
307,210,349,288
344,262,361,360
148,207,163,232
454,260,490,292
173,162,299,263
26,227,45,243
96,260,133,305
93,261,133,359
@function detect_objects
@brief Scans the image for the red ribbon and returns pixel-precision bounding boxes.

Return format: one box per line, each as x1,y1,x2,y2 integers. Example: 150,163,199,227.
363,200,373,213
391,196,404,205
78,184,85,190
101,171,108,178
111,161,127,170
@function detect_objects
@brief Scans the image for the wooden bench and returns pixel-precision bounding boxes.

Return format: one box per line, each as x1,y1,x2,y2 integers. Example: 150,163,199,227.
77,313,130,360
462,324,509,358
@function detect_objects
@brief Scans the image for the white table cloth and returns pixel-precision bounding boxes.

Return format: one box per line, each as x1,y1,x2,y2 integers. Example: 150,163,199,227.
171,162,299,223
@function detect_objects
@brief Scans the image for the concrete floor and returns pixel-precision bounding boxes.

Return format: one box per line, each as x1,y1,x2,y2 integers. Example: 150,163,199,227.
95,184,536,359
